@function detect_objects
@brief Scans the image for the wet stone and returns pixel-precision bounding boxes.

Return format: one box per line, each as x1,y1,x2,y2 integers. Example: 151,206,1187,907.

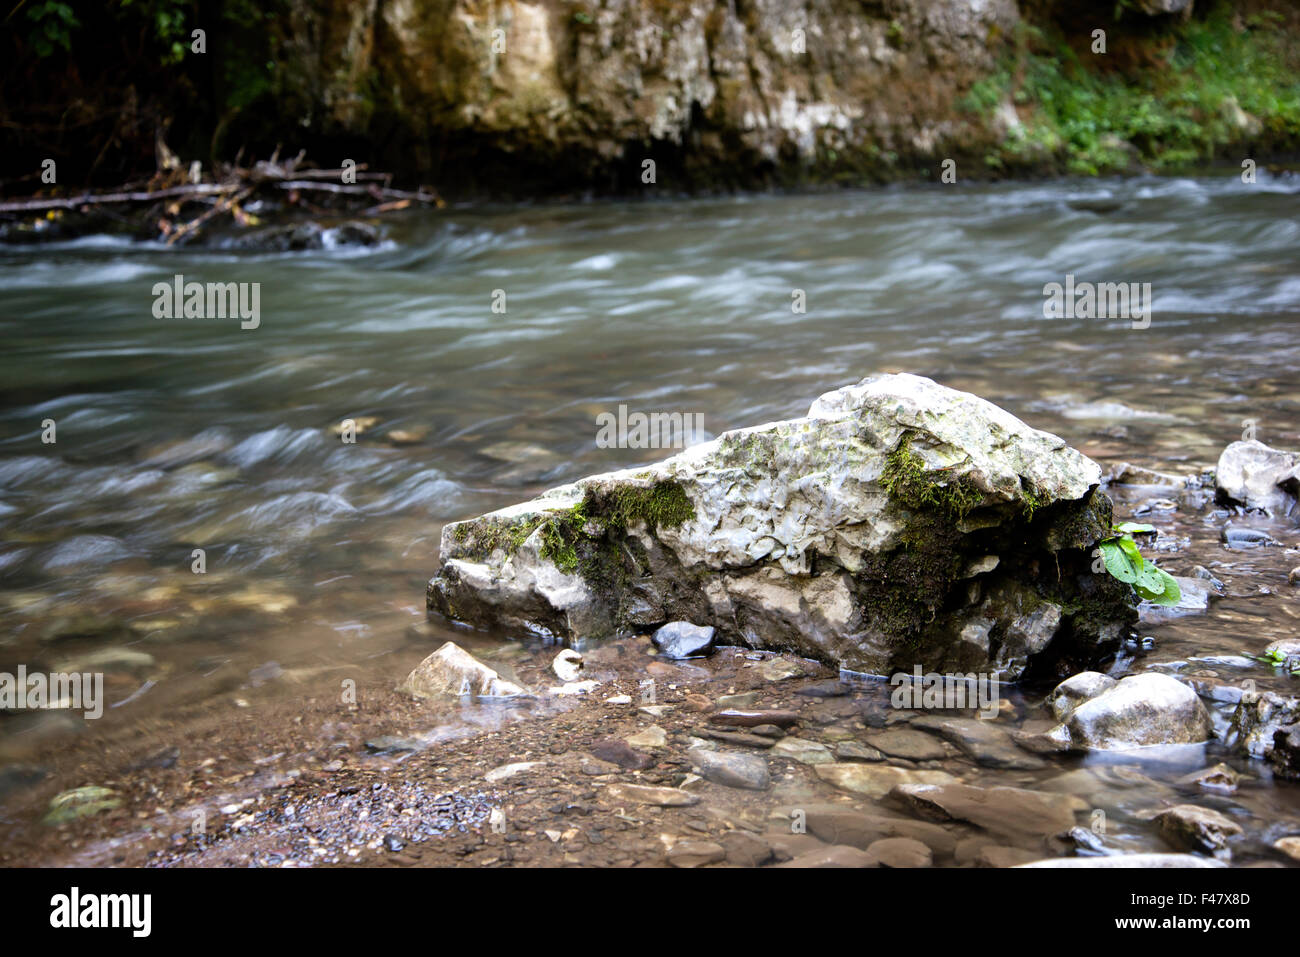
715,692,759,709
1152,804,1244,854
866,837,933,868
1273,836,1300,862
771,737,835,765
814,763,957,800
975,845,1042,868
890,782,1081,841
804,808,957,857
796,680,849,698
1220,526,1282,549
694,728,775,749
864,728,950,761
722,831,774,867
756,657,805,682
909,715,1046,770
1177,763,1240,794
712,709,800,729
667,840,725,868
691,751,771,791
589,738,655,770
834,741,885,762
652,621,716,660
776,845,877,868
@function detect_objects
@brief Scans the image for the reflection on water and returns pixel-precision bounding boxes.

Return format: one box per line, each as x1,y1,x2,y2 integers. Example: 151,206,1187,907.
1,174,1299,861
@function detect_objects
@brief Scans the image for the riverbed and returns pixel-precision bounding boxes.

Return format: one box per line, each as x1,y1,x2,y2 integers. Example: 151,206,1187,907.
1,174,1299,866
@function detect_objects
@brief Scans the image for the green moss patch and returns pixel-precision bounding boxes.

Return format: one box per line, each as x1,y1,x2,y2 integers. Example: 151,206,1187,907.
880,435,985,519
535,480,696,577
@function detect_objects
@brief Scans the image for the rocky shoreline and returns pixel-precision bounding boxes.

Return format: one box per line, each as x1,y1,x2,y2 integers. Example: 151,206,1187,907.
5,375,1299,869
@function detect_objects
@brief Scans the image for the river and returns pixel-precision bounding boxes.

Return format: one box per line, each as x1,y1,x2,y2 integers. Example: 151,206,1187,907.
1,174,1299,866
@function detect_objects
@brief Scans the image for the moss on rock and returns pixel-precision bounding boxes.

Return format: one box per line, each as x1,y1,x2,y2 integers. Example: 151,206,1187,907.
880,434,985,519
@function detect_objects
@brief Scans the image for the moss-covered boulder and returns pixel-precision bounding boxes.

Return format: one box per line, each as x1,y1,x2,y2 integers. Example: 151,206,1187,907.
428,373,1135,678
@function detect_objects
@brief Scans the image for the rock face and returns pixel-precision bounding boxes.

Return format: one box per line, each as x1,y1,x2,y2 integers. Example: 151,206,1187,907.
1046,672,1213,751
398,641,526,699
276,0,1022,193
428,374,1134,677
1214,439,1299,516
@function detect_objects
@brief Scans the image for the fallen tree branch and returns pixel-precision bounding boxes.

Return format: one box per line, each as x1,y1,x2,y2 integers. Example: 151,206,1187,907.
164,187,254,246
275,181,436,202
0,183,233,213
0,151,439,244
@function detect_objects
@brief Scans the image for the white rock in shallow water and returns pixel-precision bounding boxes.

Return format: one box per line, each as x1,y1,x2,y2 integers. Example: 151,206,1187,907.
1048,671,1116,720
1049,672,1212,750
428,374,1131,676
551,648,584,682
398,641,526,699
652,621,715,659
1214,439,1299,514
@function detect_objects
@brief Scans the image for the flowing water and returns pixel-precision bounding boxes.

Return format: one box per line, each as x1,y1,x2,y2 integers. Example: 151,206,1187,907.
2,174,1299,866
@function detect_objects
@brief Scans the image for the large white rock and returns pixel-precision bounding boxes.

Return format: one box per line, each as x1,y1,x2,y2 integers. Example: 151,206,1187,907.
1048,672,1212,751
1214,439,1299,515
398,641,526,699
428,374,1133,676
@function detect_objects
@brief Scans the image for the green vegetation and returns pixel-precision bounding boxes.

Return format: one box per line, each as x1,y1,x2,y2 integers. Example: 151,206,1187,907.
23,1,80,56
450,514,544,558
1249,647,1300,676
539,480,695,575
594,481,696,532
1096,522,1181,606
454,481,695,579
965,5,1300,174
880,435,984,519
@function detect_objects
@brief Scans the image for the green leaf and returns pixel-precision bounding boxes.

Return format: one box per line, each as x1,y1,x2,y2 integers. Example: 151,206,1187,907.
1099,539,1140,583
1118,535,1146,567
1147,568,1182,607
1134,564,1167,600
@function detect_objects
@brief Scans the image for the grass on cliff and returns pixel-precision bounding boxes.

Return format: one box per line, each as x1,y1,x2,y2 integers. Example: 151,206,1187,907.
966,5,1300,174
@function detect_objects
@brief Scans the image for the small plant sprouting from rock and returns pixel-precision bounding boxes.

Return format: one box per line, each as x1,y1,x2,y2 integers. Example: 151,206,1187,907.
1096,521,1181,607
1249,647,1300,677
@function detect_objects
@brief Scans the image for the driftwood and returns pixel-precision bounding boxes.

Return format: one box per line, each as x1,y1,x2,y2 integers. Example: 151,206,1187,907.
0,149,439,243
163,187,255,246
0,183,230,213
